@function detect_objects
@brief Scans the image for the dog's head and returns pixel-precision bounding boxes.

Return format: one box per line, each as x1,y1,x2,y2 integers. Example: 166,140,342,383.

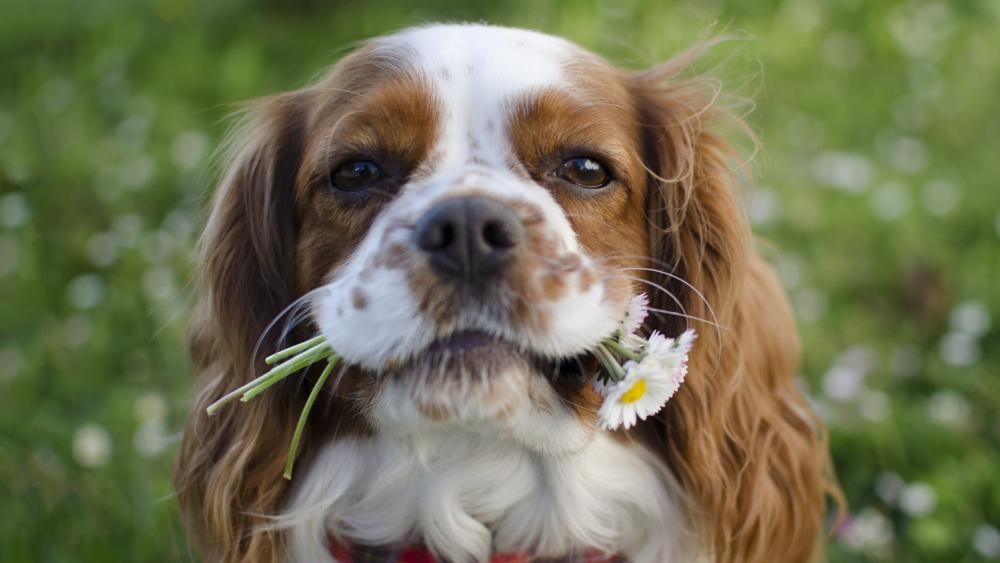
177,24,837,563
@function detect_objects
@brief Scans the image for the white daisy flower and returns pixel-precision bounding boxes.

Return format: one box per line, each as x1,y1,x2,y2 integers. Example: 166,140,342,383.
620,292,650,337
618,293,650,351
597,329,696,430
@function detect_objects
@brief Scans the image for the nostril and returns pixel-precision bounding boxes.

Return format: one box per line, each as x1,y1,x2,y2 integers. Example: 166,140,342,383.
482,220,515,250
416,219,455,252
438,223,455,249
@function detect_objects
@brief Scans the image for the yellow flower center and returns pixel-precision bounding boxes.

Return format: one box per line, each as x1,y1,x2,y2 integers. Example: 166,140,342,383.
620,378,647,404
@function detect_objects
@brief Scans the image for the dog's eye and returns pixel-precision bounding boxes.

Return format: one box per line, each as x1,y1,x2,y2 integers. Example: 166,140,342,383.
331,160,381,192
557,157,610,189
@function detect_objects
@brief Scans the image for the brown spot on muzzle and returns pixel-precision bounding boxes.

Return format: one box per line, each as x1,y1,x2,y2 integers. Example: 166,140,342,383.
351,287,368,310
540,272,568,301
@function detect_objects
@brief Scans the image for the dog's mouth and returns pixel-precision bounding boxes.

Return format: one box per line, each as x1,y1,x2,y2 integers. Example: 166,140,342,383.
390,329,590,388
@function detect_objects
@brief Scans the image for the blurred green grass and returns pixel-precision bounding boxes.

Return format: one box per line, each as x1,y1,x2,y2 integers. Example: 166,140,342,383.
1,0,998,561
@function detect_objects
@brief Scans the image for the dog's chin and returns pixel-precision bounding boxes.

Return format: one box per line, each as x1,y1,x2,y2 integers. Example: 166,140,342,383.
365,330,595,449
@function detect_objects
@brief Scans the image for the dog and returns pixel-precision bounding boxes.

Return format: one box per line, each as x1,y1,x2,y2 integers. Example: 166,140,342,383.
175,23,840,563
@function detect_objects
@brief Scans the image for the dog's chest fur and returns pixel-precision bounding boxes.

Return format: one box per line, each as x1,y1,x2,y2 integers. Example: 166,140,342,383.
279,432,696,562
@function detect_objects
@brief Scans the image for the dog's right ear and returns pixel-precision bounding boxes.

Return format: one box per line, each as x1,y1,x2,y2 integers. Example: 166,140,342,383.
176,91,310,563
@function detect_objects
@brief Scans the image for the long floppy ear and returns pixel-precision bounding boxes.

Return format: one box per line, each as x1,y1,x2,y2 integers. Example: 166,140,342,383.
175,91,310,563
631,49,842,563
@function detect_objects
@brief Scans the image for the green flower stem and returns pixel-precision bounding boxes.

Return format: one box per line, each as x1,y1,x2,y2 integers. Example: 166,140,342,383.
603,339,642,362
204,342,332,415
240,343,334,402
265,334,327,365
594,342,626,380
283,357,338,480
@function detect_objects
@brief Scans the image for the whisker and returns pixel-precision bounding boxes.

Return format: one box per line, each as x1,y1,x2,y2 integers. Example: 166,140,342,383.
250,287,326,373
598,273,690,328
600,273,724,358
617,265,722,332
583,254,722,333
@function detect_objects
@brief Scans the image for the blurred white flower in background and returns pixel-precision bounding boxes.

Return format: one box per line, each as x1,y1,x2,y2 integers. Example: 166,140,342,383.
926,390,972,430
745,185,782,227
974,524,1000,560
841,508,894,550
822,347,875,402
875,471,905,505
794,287,829,323
888,2,955,60
141,266,178,302
112,214,145,248
133,392,171,458
859,390,891,422
73,424,113,467
118,154,156,191
777,0,822,33
950,301,991,337
66,274,106,310
939,300,990,367
86,231,122,268
114,115,151,153
134,392,167,422
0,192,30,229
774,253,803,289
170,130,210,171
899,481,937,517
823,365,865,402
879,135,927,174
922,179,959,217
810,151,873,193
870,181,911,221
939,332,981,366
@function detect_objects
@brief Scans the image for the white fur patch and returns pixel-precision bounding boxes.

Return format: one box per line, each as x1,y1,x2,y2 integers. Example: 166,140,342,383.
276,433,696,563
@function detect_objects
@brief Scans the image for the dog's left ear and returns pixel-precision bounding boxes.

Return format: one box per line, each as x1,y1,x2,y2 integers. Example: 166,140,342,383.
175,90,312,563
629,50,842,563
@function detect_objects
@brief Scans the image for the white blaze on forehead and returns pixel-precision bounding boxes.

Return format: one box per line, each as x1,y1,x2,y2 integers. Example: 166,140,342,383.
378,24,573,168
371,24,585,256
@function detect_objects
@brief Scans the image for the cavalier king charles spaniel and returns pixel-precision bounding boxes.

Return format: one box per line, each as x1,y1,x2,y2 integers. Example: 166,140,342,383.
176,23,840,563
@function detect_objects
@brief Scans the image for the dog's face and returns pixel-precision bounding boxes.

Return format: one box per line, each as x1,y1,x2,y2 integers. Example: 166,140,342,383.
274,26,650,451
181,24,837,563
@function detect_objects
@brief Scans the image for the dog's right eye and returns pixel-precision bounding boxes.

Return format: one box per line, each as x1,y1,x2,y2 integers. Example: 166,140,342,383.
330,160,381,192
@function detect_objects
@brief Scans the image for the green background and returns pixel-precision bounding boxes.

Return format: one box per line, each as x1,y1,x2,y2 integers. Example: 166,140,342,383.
2,0,998,561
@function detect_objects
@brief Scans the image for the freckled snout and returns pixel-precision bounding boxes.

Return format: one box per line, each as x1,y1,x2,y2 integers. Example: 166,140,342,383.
413,196,525,282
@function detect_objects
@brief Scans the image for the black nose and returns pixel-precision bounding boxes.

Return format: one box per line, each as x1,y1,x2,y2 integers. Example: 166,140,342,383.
413,196,524,281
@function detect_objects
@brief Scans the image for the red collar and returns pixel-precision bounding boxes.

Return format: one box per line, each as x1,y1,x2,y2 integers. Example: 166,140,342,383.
327,536,625,562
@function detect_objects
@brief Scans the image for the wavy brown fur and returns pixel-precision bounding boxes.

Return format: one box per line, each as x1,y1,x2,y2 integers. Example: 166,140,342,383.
175,92,310,563
629,45,844,563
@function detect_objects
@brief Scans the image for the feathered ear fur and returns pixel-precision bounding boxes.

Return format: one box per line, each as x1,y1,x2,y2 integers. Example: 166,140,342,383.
630,47,843,563
174,92,310,563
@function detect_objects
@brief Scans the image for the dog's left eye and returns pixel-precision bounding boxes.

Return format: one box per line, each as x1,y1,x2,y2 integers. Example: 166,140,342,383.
557,157,610,189
331,160,381,192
